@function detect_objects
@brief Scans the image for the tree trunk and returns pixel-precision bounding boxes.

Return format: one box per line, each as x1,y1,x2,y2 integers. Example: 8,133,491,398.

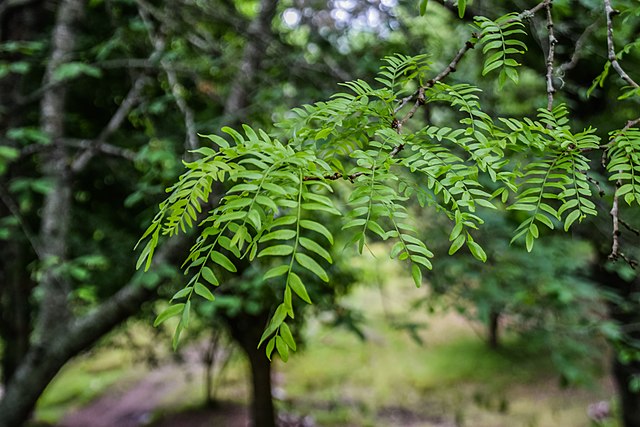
487,309,500,350
225,310,276,427
613,357,640,427
592,258,640,427
0,241,32,386
0,237,186,427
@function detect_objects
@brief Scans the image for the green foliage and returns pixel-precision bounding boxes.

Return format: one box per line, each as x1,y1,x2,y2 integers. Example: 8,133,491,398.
607,127,640,205
475,13,527,87
503,105,600,251
134,3,640,364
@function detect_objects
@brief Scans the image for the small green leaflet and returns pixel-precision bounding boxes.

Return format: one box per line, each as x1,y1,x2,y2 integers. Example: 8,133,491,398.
154,303,185,327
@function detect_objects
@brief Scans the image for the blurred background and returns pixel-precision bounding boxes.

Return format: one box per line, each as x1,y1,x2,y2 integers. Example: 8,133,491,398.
1,0,639,426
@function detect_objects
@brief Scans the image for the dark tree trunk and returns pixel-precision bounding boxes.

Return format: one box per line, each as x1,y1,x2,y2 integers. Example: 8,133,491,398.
0,241,32,386
592,258,640,427
487,309,500,350
0,237,186,427
225,310,276,427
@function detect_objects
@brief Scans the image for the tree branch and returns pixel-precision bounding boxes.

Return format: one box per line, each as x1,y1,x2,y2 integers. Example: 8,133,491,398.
71,75,148,173
603,0,639,88
544,1,556,112
558,18,600,73
137,4,199,153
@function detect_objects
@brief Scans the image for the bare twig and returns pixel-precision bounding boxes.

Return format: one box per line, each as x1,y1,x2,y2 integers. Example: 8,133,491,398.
559,18,600,73
603,0,639,88
620,218,640,237
65,138,136,161
71,75,148,172
609,184,621,260
544,1,556,112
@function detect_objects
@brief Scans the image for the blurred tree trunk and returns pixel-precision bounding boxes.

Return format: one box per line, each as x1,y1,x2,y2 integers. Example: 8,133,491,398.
592,257,640,427
487,309,500,349
0,0,46,388
0,237,184,426
0,242,32,386
225,310,276,427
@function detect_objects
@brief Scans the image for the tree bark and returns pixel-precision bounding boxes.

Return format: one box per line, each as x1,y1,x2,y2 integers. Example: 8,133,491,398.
225,310,276,427
0,241,32,386
0,236,186,427
592,258,640,427
487,309,500,350
33,0,84,340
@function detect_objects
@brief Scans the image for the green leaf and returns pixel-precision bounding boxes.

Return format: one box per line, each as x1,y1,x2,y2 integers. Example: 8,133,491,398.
411,264,422,288
448,234,466,255
201,266,219,286
154,303,185,327
171,287,192,300
195,282,215,301
266,337,276,360
264,265,289,280
458,0,466,18
182,300,191,328
211,251,237,272
564,209,582,231
525,231,535,252
419,0,428,15
467,241,487,262
258,245,294,257
280,323,297,351
300,220,334,244
288,272,312,304
275,336,289,362
295,252,329,282
260,229,296,242
299,237,333,262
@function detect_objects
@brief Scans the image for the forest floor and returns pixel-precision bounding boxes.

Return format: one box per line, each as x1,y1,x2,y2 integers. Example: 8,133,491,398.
35,249,617,427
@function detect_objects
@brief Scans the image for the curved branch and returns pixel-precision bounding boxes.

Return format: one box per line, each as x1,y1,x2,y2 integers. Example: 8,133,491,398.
603,0,639,88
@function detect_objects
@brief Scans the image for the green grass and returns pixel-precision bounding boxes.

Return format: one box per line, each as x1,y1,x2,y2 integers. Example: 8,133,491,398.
35,348,134,424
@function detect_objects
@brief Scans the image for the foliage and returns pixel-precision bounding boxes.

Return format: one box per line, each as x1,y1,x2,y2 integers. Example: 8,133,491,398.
138,0,640,363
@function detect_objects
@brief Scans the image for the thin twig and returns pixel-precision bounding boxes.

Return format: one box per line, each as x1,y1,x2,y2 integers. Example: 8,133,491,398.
64,138,136,161
558,18,600,73
544,1,556,112
603,0,639,88
620,218,640,237
609,183,621,260
71,76,148,172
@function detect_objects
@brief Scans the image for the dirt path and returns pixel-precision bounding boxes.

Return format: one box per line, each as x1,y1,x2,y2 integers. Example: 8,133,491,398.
57,347,249,427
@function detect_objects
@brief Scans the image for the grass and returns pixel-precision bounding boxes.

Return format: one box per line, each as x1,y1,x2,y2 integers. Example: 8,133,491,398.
34,348,135,424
